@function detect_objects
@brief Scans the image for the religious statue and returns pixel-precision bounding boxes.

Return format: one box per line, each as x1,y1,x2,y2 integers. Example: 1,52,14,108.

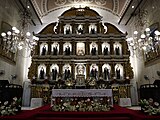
91,44,96,55
77,64,84,75
77,24,83,34
103,46,108,55
41,45,46,55
115,46,120,55
39,67,45,79
64,67,70,80
53,44,58,55
65,45,70,55
90,26,95,34
116,66,120,79
104,67,110,80
52,67,57,80
90,65,97,79
66,26,70,34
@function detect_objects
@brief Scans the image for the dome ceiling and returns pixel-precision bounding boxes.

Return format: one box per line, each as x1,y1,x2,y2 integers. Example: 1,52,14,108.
31,0,131,18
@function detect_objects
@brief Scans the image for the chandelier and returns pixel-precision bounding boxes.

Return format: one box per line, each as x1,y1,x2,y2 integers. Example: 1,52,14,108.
1,3,39,55
126,27,160,57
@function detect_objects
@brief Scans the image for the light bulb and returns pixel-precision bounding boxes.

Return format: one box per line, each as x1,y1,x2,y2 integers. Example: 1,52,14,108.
145,28,150,32
141,34,146,39
1,32,6,37
12,27,17,31
134,31,138,35
26,32,31,36
15,29,20,34
7,31,12,36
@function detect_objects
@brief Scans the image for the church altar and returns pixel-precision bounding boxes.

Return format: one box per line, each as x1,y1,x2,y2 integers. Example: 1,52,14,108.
51,89,113,105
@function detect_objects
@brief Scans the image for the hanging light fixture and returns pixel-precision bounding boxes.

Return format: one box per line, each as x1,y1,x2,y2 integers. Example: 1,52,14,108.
126,28,160,57
1,1,39,54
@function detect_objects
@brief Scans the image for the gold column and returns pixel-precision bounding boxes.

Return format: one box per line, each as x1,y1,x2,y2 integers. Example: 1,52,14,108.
111,63,115,79
86,63,90,78
98,63,102,77
85,41,89,55
60,22,64,34
46,63,50,78
110,40,114,55
58,63,63,76
59,41,63,55
71,63,75,79
85,22,89,33
98,41,102,55
47,40,51,55
71,23,76,34
72,41,76,55
97,22,100,33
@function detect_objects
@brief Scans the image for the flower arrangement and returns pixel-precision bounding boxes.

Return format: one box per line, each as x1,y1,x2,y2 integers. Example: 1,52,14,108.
139,98,160,115
52,97,113,112
0,97,21,116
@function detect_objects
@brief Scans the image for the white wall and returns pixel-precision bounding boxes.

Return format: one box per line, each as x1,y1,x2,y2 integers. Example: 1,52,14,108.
0,0,25,85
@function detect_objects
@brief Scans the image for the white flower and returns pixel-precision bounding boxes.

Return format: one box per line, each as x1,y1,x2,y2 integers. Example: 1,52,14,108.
4,101,8,105
1,110,6,115
1,106,5,109
87,98,90,101
13,97,17,101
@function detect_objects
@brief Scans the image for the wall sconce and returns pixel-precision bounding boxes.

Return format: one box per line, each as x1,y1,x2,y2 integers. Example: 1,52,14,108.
11,74,17,80
0,70,5,76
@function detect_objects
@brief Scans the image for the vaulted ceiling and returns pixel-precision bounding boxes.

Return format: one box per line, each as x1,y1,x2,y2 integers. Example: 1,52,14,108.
31,0,131,19
16,0,145,26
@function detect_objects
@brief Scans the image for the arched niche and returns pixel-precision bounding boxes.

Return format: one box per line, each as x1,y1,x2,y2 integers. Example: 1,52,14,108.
90,42,98,55
63,64,71,80
102,64,111,80
76,42,85,55
50,64,59,80
113,42,122,55
50,64,59,73
114,64,123,79
40,43,48,55
63,42,72,55
38,64,46,79
76,24,84,34
51,42,59,55
102,64,111,72
102,42,110,55
90,64,98,79
89,23,97,34
64,24,72,34
75,64,86,79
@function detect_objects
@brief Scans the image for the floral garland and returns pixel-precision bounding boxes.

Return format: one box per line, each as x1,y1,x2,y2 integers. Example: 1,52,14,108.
52,97,113,112
0,97,21,116
139,98,160,115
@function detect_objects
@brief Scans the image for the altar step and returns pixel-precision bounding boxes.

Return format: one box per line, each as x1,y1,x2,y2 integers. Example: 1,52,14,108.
35,117,131,120
34,112,132,120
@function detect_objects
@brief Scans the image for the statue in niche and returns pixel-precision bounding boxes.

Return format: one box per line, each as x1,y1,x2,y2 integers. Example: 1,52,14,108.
77,65,84,75
104,67,110,80
115,46,120,55
64,67,70,80
90,26,95,34
90,65,98,79
39,67,45,79
53,44,58,55
65,45,70,55
103,46,108,55
77,49,84,55
52,67,57,80
66,26,70,34
91,44,96,55
41,45,46,55
77,24,83,34
116,65,121,79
